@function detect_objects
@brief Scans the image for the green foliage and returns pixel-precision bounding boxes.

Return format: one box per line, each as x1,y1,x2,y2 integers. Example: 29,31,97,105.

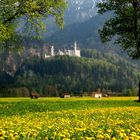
0,87,30,97
0,23,13,41
122,88,138,96
0,0,66,47
0,71,14,85
97,0,140,58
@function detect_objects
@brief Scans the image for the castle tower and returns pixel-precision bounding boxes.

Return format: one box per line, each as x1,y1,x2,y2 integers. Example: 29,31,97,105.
74,41,80,57
51,46,54,56
74,41,77,52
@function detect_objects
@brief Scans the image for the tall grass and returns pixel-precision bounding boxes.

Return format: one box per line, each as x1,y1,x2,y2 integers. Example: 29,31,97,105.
0,97,139,117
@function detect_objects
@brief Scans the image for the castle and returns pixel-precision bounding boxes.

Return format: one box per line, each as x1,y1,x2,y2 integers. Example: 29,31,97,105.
45,41,80,58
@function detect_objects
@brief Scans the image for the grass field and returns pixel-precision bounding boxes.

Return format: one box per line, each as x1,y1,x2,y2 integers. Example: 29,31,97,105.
0,97,140,139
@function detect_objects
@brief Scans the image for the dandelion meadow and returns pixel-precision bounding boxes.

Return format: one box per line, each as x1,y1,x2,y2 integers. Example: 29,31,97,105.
0,97,140,140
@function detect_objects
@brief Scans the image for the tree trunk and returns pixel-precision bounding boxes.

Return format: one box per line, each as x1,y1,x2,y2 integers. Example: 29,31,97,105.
139,80,140,101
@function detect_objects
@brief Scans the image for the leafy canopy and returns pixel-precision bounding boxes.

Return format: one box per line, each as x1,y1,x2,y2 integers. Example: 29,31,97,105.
97,0,140,58
0,0,66,42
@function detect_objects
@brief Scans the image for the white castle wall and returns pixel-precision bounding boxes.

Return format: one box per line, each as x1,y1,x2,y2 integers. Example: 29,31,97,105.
45,42,80,58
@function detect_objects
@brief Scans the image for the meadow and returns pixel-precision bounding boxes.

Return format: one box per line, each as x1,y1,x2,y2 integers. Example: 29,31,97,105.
0,97,140,140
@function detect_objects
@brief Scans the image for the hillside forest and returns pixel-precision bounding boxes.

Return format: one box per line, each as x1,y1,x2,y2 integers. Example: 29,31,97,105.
0,49,139,97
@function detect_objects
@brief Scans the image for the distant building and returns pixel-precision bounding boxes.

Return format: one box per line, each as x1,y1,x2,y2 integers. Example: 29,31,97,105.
45,46,55,58
30,93,40,99
45,41,81,58
91,92,102,98
91,89,103,98
26,42,80,58
58,50,65,56
60,93,71,98
65,41,80,57
94,93,102,98
51,46,54,56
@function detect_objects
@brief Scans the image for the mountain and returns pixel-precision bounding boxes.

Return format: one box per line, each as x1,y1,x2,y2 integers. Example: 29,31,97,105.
46,7,140,67
44,0,102,36
46,11,110,45
46,12,113,50
65,0,102,25
44,1,113,50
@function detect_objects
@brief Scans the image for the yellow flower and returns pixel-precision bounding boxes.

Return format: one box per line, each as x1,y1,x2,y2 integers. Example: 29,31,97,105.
104,133,110,139
107,129,112,133
96,134,104,139
111,137,116,140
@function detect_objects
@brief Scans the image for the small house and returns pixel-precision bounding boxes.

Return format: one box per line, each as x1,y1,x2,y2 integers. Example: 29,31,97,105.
90,92,102,98
60,93,71,98
94,93,102,98
30,93,40,99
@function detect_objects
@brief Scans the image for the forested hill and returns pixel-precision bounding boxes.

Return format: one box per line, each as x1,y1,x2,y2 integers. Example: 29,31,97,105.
13,52,140,97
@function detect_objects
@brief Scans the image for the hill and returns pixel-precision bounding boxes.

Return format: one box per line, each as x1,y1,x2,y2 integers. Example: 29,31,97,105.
11,52,140,97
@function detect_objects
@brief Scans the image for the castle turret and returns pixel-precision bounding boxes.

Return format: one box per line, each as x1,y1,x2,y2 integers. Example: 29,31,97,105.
74,41,77,52
74,41,80,57
51,46,54,56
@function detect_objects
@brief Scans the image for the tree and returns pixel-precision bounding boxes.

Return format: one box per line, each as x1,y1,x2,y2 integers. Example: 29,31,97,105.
97,0,140,101
0,0,66,43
